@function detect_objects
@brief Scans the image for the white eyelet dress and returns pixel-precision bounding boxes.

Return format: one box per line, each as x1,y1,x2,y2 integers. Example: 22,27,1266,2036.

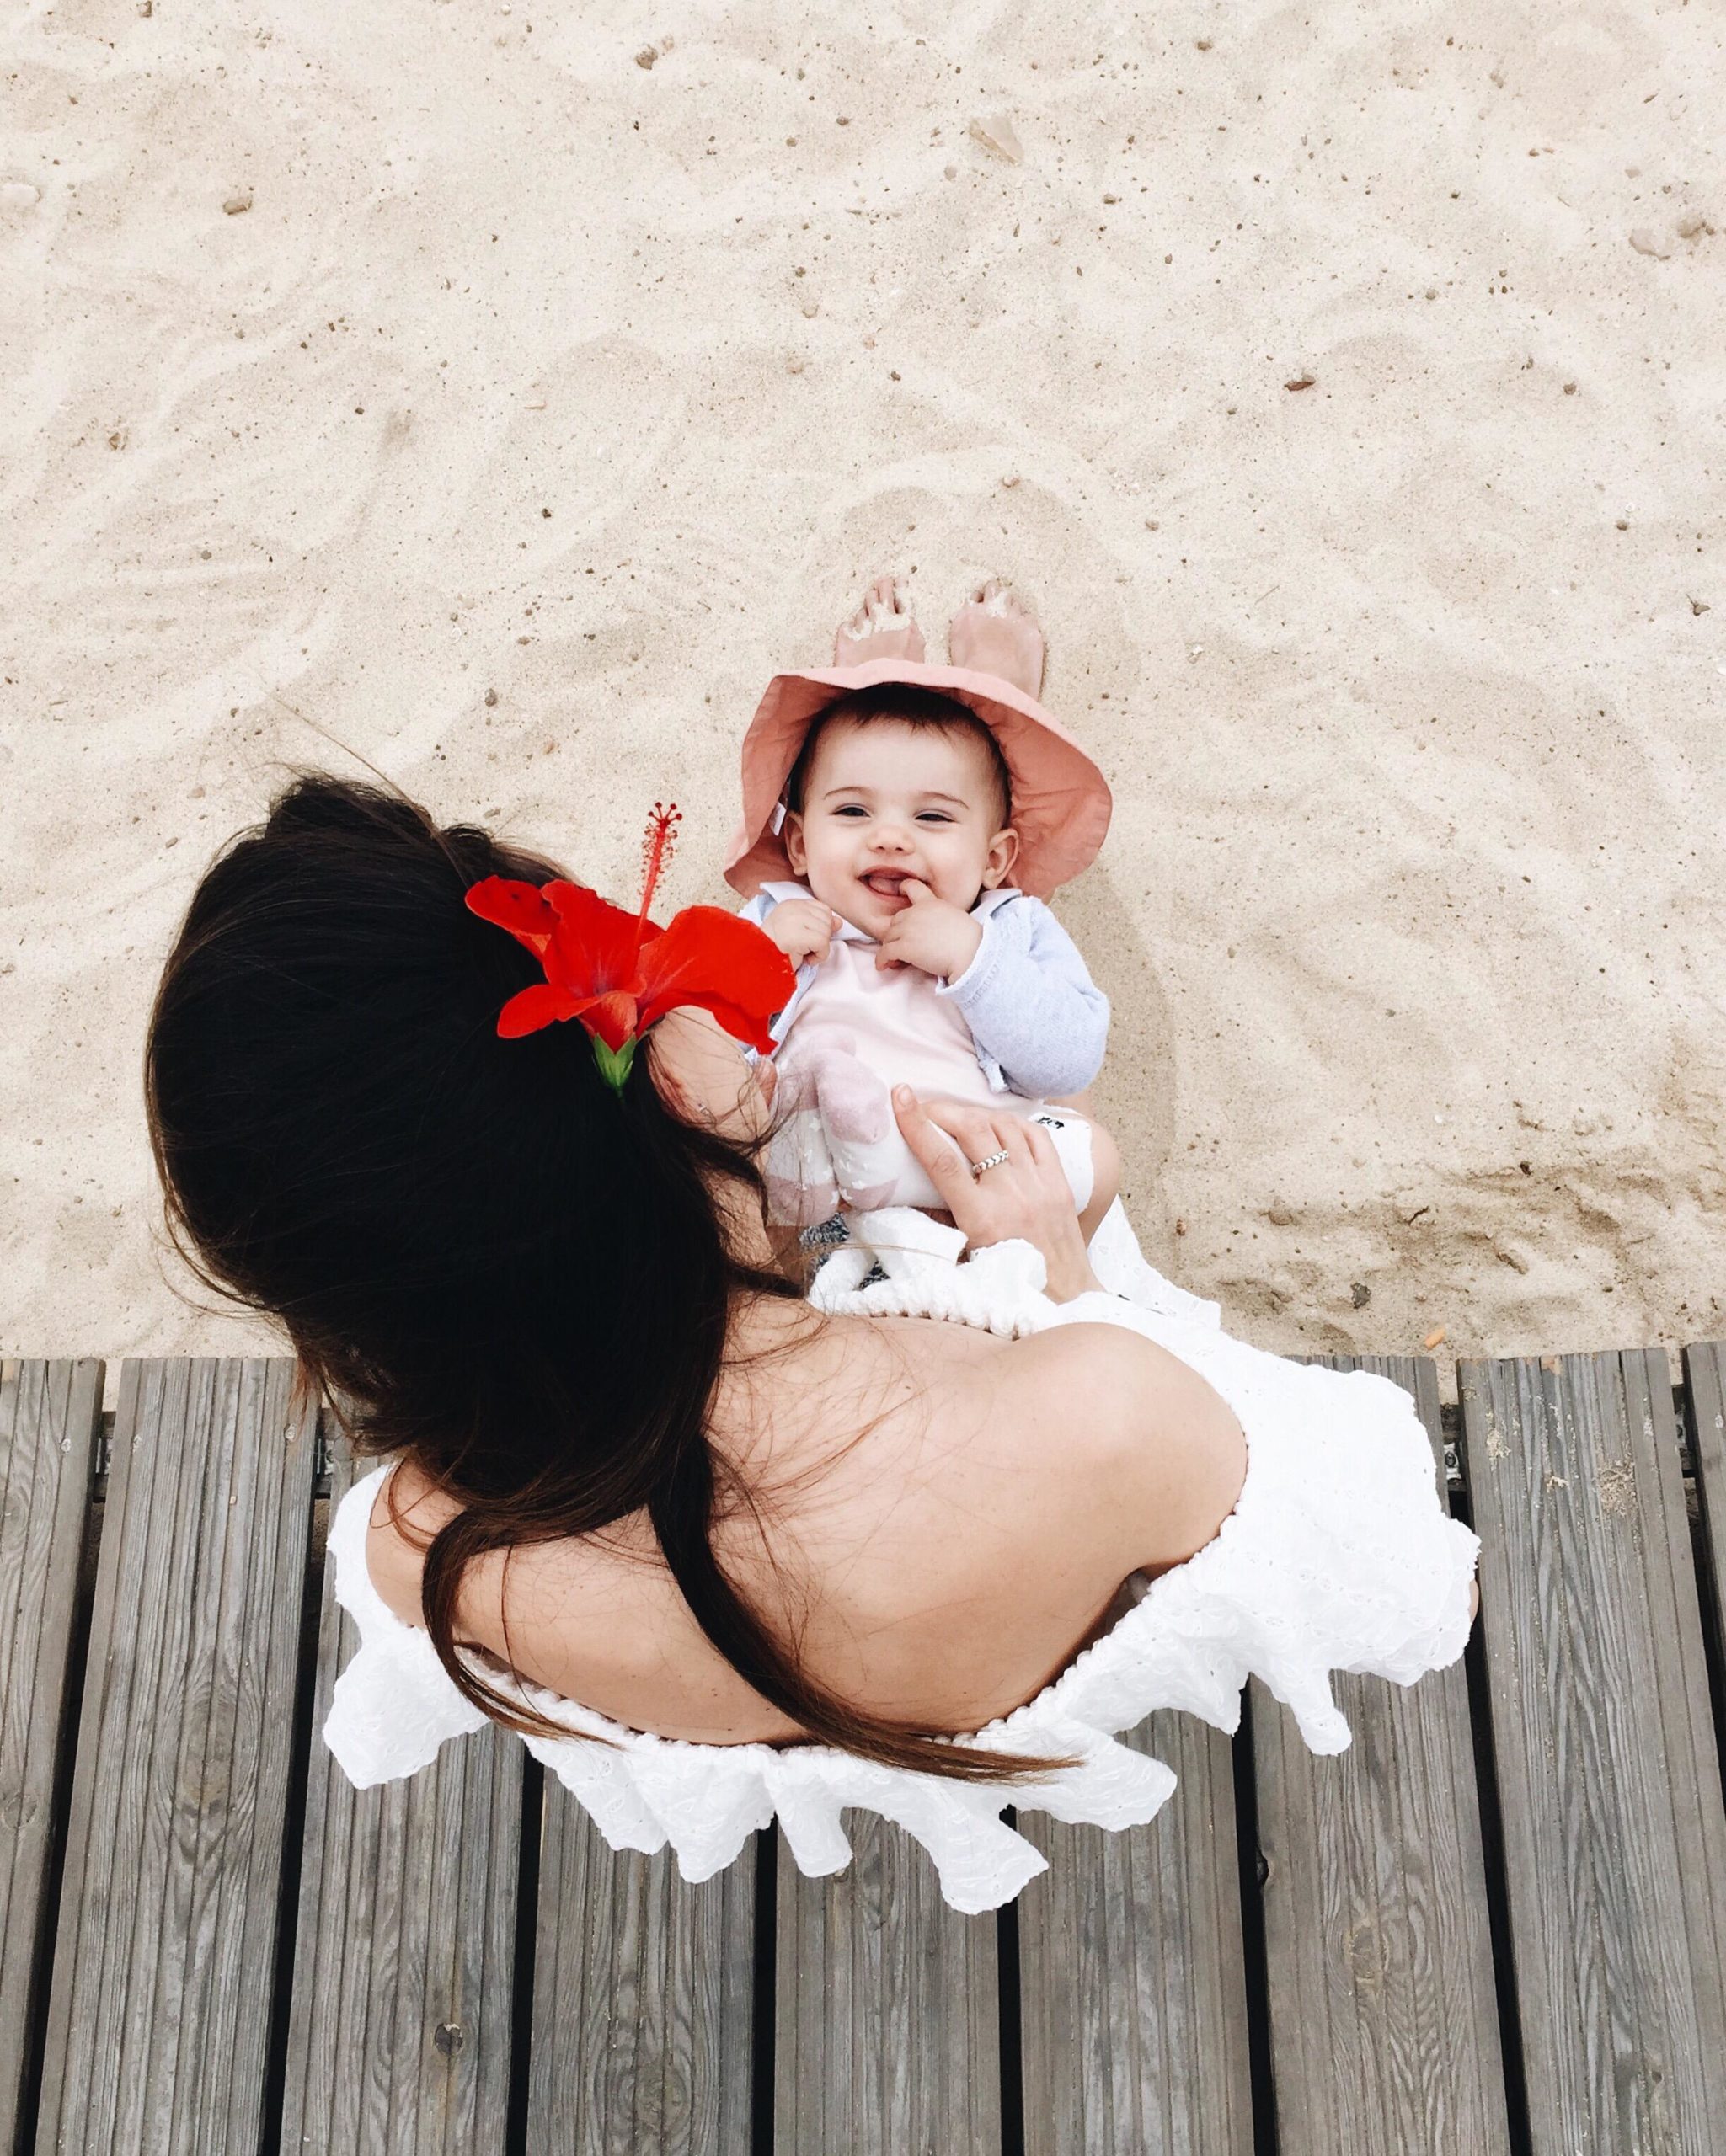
320,1198,1480,1916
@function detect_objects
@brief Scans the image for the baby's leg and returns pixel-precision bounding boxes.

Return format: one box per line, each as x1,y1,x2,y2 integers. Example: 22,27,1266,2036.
1029,1104,1119,1248
1075,1118,1121,1246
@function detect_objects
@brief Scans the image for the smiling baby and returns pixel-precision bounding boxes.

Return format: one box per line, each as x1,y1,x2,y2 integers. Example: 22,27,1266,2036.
724,577,1123,1246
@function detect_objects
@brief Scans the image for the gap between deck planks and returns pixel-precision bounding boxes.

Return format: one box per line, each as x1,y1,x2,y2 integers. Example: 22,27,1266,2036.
0,1359,104,2155
1460,1348,1726,2156
1251,1354,1509,2156
34,1359,317,2155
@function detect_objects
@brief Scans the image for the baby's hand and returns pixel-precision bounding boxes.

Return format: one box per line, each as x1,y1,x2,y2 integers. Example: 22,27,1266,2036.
763,898,842,968
874,878,985,981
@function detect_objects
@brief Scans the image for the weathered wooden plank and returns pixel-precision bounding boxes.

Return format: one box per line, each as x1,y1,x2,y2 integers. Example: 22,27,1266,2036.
0,1359,103,2149
776,1812,1001,2154
1018,1715,1253,2156
34,1358,318,2156
527,1788,754,2156
281,1448,523,2155
1253,1354,1508,2154
1685,1342,1726,1686
1460,1349,1726,2156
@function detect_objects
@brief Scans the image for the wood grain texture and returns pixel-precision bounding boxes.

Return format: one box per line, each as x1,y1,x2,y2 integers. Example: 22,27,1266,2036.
1685,1342,1726,1686
34,1358,318,2156
280,1447,523,2155
1018,1715,1253,2156
1460,1349,1726,2156
775,1811,1001,2154
527,1786,755,2156
0,1360,103,2150
1252,1354,1508,2155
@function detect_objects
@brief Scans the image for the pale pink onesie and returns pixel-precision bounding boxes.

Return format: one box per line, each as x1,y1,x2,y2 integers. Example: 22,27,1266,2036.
767,922,1095,1217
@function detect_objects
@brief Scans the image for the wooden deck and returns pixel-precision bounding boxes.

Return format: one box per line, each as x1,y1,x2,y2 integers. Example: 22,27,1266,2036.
3,1344,1726,2154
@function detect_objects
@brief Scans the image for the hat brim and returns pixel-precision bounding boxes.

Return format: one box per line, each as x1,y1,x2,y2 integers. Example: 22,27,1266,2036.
721,659,1112,901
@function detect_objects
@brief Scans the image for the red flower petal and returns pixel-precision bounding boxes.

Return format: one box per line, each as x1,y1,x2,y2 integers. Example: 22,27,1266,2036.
543,881,654,999
496,982,579,1038
666,990,785,1056
466,877,559,958
636,906,798,1050
580,989,641,1052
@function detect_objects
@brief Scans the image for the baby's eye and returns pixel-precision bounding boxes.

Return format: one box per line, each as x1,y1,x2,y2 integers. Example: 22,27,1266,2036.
917,813,953,824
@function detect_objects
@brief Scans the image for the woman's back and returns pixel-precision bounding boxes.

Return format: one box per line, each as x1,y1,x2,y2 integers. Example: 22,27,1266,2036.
367,1300,1249,1745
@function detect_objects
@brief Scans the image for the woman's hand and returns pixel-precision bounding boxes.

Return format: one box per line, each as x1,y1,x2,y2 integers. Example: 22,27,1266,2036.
890,1086,1103,1302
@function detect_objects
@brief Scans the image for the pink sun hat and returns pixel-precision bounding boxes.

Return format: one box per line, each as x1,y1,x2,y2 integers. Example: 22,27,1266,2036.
721,658,1113,902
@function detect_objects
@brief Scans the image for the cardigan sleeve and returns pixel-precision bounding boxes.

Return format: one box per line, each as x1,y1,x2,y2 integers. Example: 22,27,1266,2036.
934,895,1110,1097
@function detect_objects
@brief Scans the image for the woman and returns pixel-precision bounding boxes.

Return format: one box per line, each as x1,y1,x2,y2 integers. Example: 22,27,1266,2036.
146,774,1478,1912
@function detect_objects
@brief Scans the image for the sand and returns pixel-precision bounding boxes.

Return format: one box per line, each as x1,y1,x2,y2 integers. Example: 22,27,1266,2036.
2,0,1721,1381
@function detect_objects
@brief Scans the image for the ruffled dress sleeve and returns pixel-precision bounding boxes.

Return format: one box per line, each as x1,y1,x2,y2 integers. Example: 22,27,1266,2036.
319,1198,1478,1915
322,1465,490,1785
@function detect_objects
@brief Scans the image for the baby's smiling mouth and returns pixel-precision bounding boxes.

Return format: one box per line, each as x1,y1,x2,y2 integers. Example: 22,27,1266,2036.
861,869,913,899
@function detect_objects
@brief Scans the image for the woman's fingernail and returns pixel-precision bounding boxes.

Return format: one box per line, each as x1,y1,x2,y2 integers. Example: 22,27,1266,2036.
892,1085,911,1104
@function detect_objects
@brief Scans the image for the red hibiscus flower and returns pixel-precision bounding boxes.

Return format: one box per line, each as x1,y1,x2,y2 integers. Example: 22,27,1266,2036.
465,803,796,1092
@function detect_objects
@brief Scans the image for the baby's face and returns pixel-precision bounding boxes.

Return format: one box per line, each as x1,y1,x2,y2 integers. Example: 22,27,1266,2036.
784,717,1018,939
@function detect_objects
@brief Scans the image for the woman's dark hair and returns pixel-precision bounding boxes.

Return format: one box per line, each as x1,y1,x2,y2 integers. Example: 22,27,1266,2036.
146,772,1061,1782
785,684,1013,829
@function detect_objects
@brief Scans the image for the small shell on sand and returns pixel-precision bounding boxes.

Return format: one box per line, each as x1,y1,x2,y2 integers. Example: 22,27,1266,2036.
1284,372,1316,390
1628,227,1671,257
1,181,42,211
969,115,1023,164
223,189,254,215
635,45,658,69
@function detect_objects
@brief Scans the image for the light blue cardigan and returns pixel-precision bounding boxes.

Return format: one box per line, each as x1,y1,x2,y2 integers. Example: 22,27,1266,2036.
737,878,1109,1099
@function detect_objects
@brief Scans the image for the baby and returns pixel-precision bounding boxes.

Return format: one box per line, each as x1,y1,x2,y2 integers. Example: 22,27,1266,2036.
722,575,1123,1246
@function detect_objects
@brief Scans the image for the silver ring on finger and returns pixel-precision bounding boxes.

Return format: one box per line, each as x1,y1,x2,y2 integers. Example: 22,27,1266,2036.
970,1148,1012,1180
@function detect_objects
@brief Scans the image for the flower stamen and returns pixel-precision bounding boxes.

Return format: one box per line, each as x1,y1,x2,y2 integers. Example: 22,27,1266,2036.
637,802,682,946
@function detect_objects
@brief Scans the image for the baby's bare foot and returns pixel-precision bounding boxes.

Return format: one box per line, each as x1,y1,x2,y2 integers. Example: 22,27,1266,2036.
834,573,926,668
947,578,1045,698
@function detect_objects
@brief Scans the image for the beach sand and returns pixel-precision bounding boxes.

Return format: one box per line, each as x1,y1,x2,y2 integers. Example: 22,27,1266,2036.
2,0,1720,1377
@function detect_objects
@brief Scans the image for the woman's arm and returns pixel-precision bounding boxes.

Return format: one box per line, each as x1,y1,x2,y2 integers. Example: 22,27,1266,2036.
891,1087,1103,1299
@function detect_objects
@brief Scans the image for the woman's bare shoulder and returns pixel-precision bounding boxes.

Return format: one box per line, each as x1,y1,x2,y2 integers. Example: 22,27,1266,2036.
992,1321,1248,1572
365,1460,667,1651
365,1462,453,1630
